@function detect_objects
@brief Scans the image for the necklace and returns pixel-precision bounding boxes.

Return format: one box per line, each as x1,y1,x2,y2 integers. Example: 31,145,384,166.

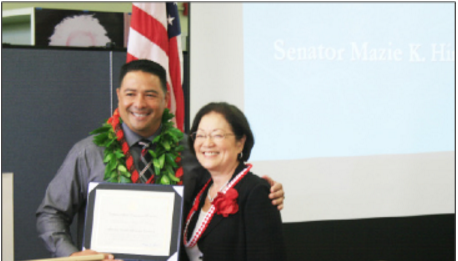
90,108,184,184
207,180,230,202
183,164,252,248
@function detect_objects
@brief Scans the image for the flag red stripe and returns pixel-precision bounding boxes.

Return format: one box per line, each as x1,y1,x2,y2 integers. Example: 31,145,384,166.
166,82,172,108
168,36,184,131
130,5,169,54
126,53,138,63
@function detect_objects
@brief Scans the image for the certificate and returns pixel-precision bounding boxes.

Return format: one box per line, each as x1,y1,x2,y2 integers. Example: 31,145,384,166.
83,182,184,261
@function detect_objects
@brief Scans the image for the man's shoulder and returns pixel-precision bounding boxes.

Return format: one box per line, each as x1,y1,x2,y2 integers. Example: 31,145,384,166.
69,135,104,155
179,134,189,146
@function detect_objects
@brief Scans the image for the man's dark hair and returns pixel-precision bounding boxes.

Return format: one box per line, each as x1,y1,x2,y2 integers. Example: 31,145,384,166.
188,102,255,162
119,59,167,94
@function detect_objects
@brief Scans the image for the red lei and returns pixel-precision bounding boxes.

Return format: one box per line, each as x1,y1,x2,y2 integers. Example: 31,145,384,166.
183,164,252,247
92,108,184,184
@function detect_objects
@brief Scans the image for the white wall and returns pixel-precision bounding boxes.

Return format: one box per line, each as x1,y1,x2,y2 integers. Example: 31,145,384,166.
189,3,244,123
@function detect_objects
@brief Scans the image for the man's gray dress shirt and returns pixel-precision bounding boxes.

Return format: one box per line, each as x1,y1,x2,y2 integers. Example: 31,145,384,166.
36,123,208,257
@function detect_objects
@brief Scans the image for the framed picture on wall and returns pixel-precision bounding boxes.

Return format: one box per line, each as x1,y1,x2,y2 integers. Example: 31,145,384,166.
34,8,125,48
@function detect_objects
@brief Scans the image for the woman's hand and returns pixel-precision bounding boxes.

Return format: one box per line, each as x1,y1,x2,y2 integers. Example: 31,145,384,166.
262,175,285,210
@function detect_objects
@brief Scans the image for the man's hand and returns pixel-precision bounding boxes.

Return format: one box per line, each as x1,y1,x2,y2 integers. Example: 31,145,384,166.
70,249,121,261
262,175,285,210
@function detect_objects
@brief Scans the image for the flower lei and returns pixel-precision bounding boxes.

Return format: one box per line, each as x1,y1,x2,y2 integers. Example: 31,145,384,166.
90,108,184,184
183,164,252,247
212,188,239,217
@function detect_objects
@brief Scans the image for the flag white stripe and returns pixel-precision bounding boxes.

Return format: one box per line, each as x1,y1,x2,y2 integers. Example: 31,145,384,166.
133,3,167,30
127,29,168,69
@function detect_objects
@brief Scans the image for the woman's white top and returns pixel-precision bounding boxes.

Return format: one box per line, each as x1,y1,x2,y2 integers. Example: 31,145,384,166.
185,209,207,261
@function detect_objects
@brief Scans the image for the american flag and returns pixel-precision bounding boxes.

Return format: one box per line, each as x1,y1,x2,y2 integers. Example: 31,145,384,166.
126,2,184,131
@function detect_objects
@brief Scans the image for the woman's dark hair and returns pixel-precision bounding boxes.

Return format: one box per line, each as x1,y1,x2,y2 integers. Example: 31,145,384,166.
188,102,254,162
119,59,167,94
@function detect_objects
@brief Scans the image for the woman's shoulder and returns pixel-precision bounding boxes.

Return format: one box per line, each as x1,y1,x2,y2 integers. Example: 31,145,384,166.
236,171,279,215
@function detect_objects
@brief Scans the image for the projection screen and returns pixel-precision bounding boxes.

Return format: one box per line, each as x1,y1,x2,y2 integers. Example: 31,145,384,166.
189,2,454,223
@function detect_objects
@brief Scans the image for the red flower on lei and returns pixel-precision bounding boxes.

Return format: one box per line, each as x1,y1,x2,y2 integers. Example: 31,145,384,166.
108,108,120,126
175,166,183,185
212,188,239,217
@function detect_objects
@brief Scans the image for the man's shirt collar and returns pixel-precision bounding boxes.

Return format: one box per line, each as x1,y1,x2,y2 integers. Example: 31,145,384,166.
121,123,162,147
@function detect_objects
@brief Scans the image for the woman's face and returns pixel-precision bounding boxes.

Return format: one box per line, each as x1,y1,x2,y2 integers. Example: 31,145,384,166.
194,112,246,175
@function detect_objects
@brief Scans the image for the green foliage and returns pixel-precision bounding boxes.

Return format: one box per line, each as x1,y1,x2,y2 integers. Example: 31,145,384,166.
93,118,131,184
148,109,185,185
165,153,178,168
92,108,183,185
89,122,111,135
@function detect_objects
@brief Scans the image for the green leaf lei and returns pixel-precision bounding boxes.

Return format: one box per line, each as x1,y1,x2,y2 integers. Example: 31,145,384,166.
90,108,184,185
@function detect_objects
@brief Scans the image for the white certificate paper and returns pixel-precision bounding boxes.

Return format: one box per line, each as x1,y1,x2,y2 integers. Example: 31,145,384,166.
89,188,176,256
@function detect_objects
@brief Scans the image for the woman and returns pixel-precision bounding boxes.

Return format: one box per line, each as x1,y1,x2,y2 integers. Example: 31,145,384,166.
182,102,286,261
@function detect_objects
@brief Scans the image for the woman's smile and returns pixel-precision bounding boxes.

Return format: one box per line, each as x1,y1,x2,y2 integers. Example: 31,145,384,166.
194,112,244,176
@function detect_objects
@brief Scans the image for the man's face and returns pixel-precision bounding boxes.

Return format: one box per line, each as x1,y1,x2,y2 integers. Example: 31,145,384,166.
116,70,169,137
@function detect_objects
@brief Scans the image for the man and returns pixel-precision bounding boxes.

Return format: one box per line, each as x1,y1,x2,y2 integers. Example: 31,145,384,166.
36,60,284,260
